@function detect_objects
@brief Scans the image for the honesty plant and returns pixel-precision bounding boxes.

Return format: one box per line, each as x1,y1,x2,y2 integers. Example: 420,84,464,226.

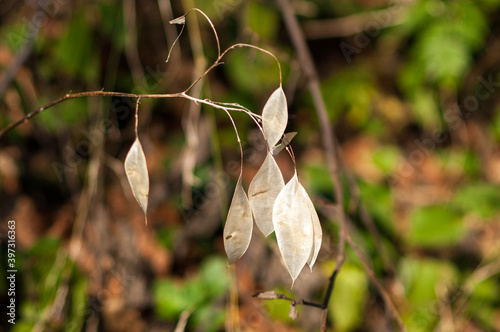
0,7,323,287
222,87,323,286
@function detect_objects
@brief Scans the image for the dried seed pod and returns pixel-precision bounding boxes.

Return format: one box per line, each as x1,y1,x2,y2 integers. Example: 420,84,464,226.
248,152,285,236
271,131,297,155
124,138,149,224
262,87,288,150
272,173,313,286
299,183,322,270
223,176,253,265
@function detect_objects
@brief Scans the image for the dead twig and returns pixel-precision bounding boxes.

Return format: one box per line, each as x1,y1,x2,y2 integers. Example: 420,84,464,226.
275,0,347,330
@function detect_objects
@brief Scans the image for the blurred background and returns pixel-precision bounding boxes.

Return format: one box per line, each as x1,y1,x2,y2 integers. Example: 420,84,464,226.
1,0,500,331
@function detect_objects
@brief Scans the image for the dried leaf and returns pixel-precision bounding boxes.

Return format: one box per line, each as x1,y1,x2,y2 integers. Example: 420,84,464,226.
271,131,297,155
289,304,299,320
254,291,277,300
299,184,322,270
124,138,149,223
248,152,285,236
223,176,253,265
262,87,288,150
272,173,313,285
170,16,186,24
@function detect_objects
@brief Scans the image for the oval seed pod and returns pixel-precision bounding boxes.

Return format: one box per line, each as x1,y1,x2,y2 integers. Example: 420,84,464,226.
223,176,253,265
271,131,297,155
299,183,322,270
262,87,288,150
272,173,313,286
124,138,149,224
248,152,285,237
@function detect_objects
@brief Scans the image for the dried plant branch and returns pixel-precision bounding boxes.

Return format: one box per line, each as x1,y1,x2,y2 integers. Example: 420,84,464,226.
302,5,405,39
1,18,282,139
157,0,181,65
338,147,396,274
345,228,407,331
123,0,145,84
180,0,206,207
0,90,262,139
253,291,323,309
275,0,348,329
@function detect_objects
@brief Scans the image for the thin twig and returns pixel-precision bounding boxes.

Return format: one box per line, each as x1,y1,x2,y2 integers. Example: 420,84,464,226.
180,0,206,207
302,5,405,39
345,231,407,332
338,147,396,274
0,90,261,139
253,291,323,309
1,19,284,139
123,0,145,84
157,0,181,65
275,0,348,330
0,32,37,98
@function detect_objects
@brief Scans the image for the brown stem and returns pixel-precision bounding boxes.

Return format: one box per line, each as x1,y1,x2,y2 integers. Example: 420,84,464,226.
0,91,178,139
275,0,347,329
253,291,323,309
345,231,407,332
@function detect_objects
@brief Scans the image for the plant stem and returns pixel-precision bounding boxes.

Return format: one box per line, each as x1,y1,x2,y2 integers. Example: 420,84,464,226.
275,0,347,329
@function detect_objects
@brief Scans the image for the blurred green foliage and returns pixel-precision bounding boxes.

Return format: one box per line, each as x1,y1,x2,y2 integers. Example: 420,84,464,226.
153,256,230,331
407,204,465,248
6,238,87,332
452,183,500,219
399,257,458,331
327,263,368,331
3,0,500,331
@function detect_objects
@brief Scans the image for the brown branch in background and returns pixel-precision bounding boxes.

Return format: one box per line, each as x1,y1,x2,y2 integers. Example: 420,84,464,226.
0,90,257,139
157,0,181,66
0,33,36,99
253,291,323,309
123,0,145,84
275,0,347,330
453,259,500,330
344,225,407,331
180,0,207,207
301,6,404,40
0,3,45,99
338,147,396,275
0,91,171,139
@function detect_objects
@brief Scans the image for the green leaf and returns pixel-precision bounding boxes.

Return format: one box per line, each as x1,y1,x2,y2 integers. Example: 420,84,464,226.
399,258,458,331
198,256,230,298
329,264,368,332
36,90,89,133
407,205,465,248
154,279,193,320
54,13,98,82
416,23,471,87
225,48,285,94
371,145,401,175
465,278,499,330
303,164,333,199
245,2,279,40
320,68,375,126
263,287,296,322
452,183,500,219
66,274,88,331
410,89,440,127
358,181,395,235
153,256,230,323
463,149,481,179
